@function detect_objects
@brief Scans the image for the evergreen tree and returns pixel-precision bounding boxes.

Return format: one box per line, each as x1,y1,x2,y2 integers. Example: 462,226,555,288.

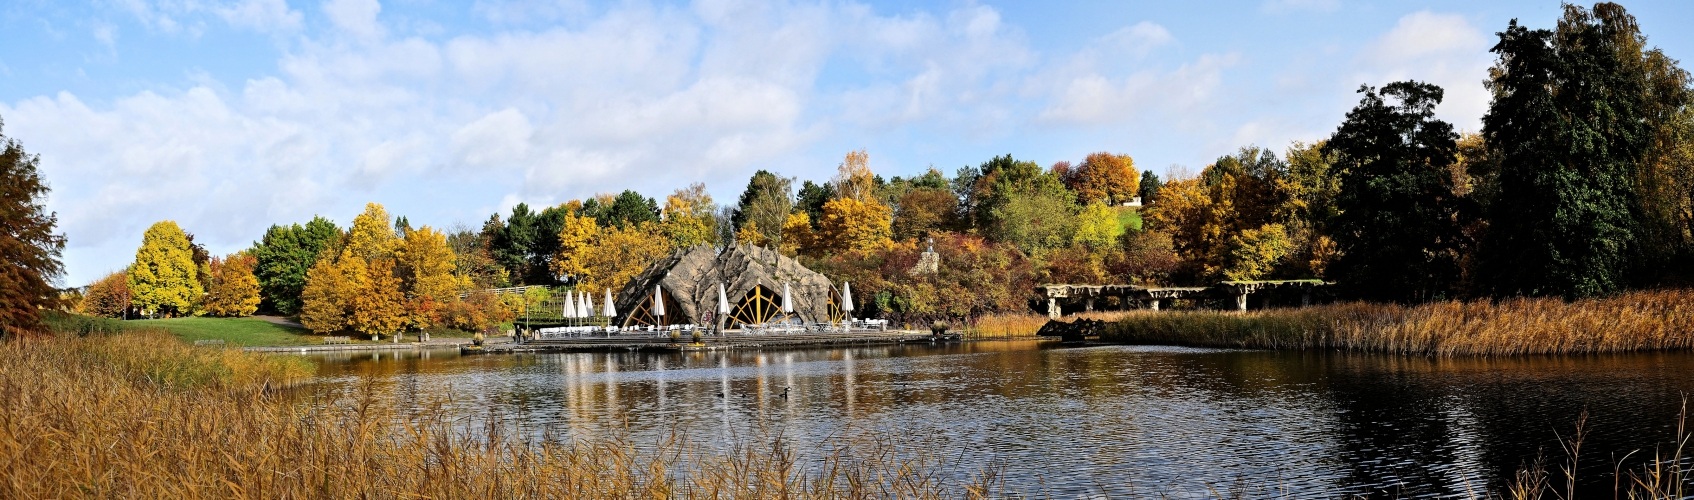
1138,170,1163,205
252,216,340,315
1326,81,1469,302
1476,4,1652,298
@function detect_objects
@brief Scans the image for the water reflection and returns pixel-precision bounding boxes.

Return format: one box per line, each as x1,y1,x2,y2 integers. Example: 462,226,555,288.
302,342,1694,497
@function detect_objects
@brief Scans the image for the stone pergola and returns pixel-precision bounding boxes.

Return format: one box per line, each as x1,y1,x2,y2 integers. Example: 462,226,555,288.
1035,279,1332,318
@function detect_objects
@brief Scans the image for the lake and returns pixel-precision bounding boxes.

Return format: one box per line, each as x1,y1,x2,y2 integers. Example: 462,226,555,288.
303,340,1694,497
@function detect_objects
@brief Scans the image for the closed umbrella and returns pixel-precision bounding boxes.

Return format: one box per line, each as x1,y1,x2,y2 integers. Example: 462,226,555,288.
562,291,576,320
653,285,666,328
603,288,616,318
717,283,731,316
782,282,794,313
841,282,853,331
578,290,591,318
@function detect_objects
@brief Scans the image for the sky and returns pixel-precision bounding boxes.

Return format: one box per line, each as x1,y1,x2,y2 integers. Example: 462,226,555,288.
3,0,1692,288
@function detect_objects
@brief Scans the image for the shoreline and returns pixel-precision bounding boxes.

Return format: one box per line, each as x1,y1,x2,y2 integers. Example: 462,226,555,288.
244,330,974,354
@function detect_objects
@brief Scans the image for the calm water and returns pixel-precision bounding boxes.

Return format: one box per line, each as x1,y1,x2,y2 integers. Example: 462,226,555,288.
304,341,1694,497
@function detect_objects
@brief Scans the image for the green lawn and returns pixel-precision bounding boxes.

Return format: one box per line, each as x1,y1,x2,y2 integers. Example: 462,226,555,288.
135,317,320,347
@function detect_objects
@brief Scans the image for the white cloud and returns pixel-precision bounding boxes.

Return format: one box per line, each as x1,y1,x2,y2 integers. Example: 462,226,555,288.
323,0,384,41
1352,11,1493,131
217,0,305,33
1038,52,1239,126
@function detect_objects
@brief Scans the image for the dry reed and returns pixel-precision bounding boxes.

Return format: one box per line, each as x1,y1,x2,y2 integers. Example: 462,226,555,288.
970,311,1138,338
0,329,993,499
1097,288,1694,356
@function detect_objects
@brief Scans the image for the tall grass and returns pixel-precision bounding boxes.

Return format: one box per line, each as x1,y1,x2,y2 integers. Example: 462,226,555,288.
970,311,1138,338
1098,288,1694,356
0,330,993,498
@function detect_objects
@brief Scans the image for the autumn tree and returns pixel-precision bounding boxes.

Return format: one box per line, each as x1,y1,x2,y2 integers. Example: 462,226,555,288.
832,149,876,203
817,197,894,254
779,212,815,256
128,221,202,317
299,251,352,334
346,203,398,261
553,217,673,293
252,216,341,315
351,257,407,340
731,171,794,247
891,186,959,241
79,271,130,318
204,252,261,317
661,183,718,248
1068,152,1140,205
1327,81,1469,301
397,226,463,328
0,122,65,336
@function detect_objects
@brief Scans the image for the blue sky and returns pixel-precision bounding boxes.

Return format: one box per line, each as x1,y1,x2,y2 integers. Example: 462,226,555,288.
3,0,1691,287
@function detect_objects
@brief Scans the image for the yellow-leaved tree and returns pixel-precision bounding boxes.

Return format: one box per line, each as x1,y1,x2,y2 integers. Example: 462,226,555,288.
817,197,893,254
397,225,464,330
779,211,814,256
204,252,261,317
299,250,349,334
1072,202,1125,250
127,220,202,317
554,220,673,293
346,202,398,261
660,183,717,248
351,256,406,340
552,212,601,283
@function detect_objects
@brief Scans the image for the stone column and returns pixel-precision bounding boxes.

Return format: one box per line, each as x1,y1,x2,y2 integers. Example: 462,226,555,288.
1148,299,1161,311
1301,290,1311,307
1235,293,1249,312
1084,297,1095,312
1048,298,1060,319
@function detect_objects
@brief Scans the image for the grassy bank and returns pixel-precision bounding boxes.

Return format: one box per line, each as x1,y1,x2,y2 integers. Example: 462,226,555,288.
0,328,991,498
1097,288,1694,356
141,316,321,346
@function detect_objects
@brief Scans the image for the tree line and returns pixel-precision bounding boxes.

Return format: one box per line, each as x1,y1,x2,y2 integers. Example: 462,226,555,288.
8,2,1691,337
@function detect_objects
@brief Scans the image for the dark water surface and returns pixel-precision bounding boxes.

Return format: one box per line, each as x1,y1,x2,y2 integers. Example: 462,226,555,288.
305,341,1694,497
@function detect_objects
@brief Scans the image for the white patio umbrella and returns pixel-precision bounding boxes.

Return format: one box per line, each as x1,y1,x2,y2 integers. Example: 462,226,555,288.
841,281,854,331
578,290,591,319
653,285,666,328
603,288,616,318
782,282,794,314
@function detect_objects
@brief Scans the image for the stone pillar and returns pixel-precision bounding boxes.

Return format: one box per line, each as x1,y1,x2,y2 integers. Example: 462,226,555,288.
1148,299,1161,311
1235,293,1249,312
1084,297,1095,312
1301,290,1311,307
1048,298,1060,319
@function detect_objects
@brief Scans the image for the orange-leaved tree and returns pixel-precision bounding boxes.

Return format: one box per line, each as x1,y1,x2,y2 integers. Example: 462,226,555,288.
204,252,261,317
1068,152,1140,205
79,271,130,318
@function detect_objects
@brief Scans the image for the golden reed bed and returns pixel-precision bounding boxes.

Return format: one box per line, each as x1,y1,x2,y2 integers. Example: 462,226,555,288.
0,330,994,499
1098,289,1694,356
